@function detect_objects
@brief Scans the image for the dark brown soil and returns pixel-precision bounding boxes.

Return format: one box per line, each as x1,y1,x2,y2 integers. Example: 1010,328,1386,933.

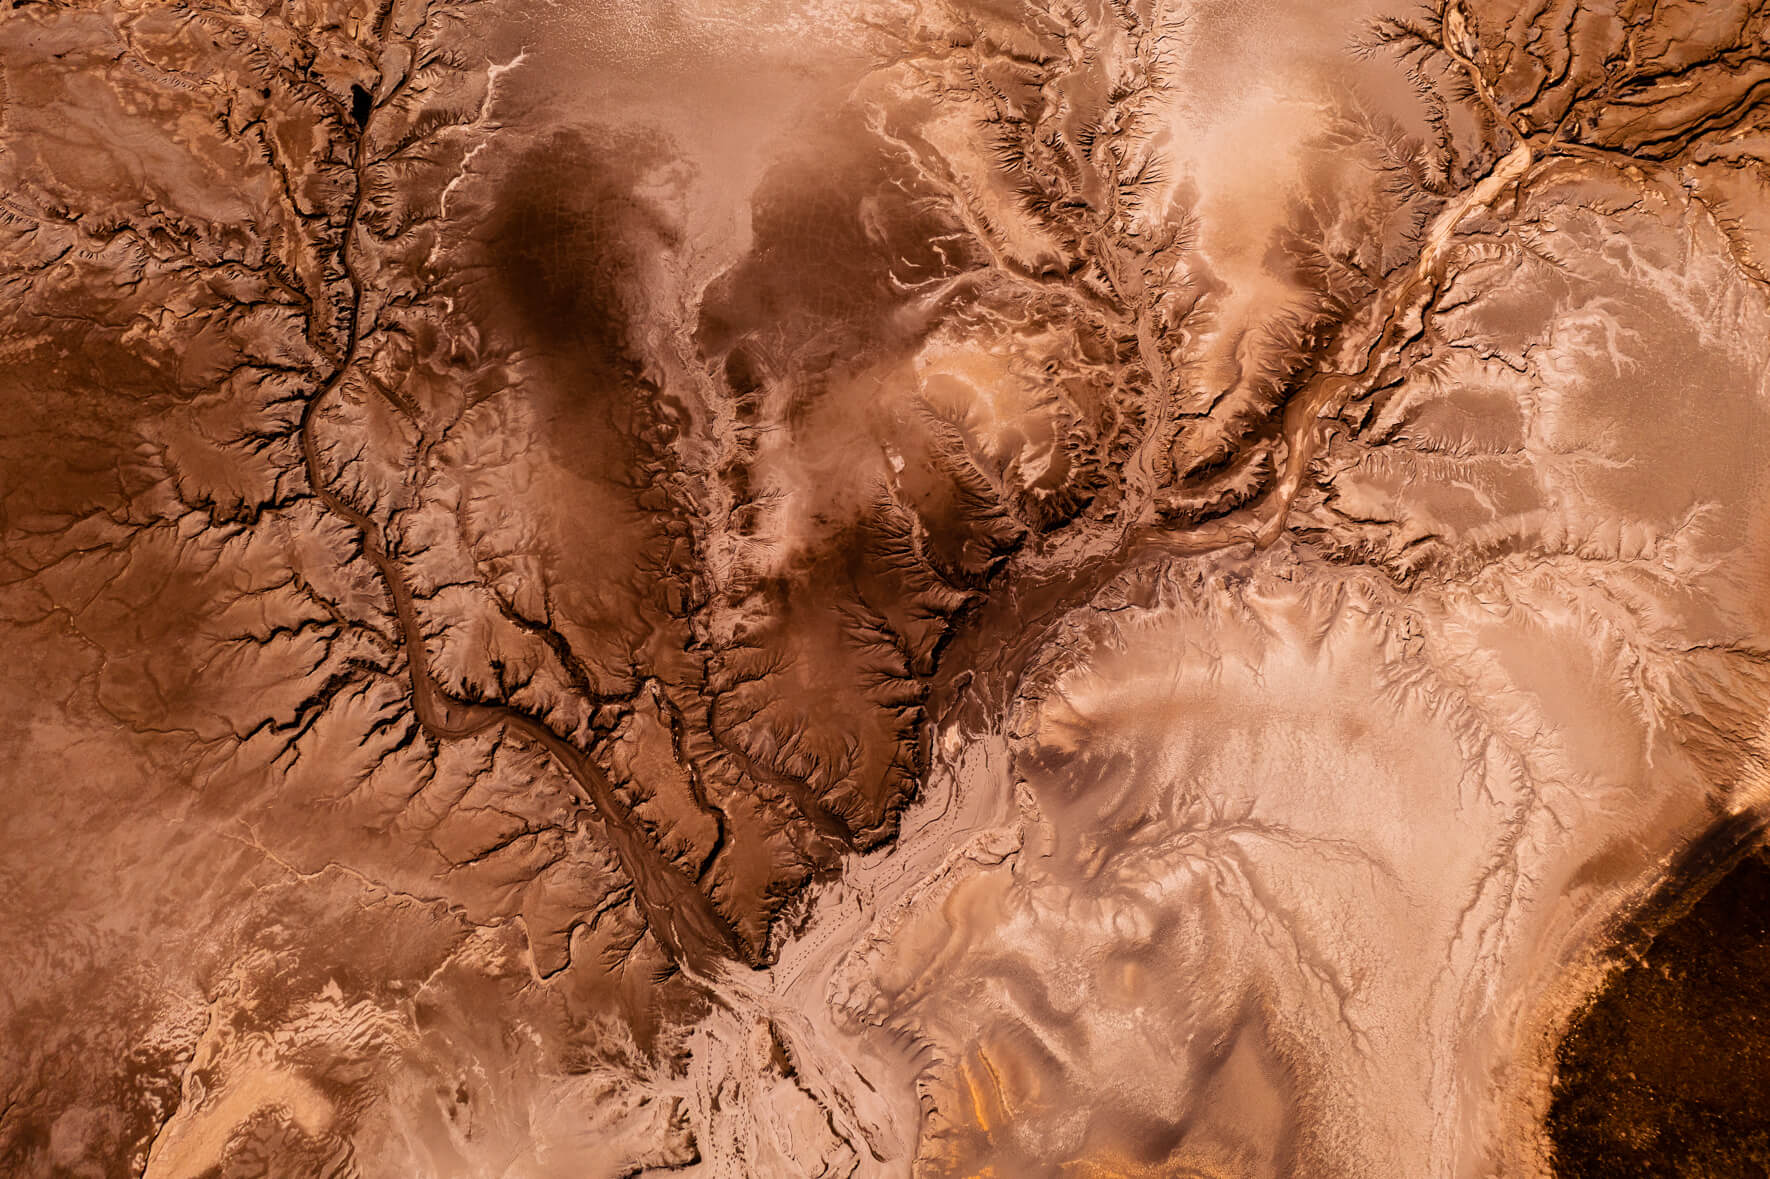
1550,839,1770,1177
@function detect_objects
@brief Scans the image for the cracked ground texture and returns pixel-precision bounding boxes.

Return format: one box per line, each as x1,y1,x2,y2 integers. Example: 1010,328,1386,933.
2,0,1770,1174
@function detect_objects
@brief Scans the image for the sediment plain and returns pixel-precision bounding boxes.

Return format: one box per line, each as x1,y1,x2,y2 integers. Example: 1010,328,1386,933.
3,0,1770,1175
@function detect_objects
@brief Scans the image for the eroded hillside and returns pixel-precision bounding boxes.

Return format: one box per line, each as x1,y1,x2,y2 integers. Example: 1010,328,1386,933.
3,0,1769,1175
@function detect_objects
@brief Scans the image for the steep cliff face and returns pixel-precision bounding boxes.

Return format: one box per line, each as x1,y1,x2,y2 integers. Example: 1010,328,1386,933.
2,0,1768,1175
